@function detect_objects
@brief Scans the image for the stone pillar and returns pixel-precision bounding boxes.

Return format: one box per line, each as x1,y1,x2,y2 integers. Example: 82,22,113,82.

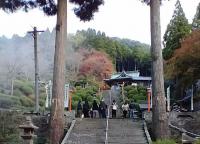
19,116,38,144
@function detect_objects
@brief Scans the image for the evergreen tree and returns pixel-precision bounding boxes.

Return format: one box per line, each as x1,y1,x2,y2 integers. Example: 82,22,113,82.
149,0,169,139
140,0,169,139
163,0,191,60
192,2,200,30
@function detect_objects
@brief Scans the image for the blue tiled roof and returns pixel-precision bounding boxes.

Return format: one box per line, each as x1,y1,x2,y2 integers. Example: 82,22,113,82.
110,71,151,81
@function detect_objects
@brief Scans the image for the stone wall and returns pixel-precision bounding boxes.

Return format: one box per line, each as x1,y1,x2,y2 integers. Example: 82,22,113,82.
169,111,200,135
144,110,200,142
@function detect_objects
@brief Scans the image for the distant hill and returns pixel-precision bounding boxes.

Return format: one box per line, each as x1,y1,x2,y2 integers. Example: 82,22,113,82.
0,28,151,81
111,37,150,49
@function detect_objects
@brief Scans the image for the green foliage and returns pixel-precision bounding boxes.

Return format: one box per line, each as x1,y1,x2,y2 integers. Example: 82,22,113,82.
195,139,200,144
0,79,46,110
0,111,24,144
34,136,49,144
72,82,100,109
163,0,191,60
20,85,33,95
1,0,103,20
0,93,21,108
19,96,34,107
70,28,151,75
13,89,23,97
164,30,200,99
124,85,147,103
14,79,34,96
153,139,177,144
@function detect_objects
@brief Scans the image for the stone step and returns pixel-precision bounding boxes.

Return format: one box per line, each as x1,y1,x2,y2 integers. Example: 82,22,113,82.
66,119,106,144
66,89,148,144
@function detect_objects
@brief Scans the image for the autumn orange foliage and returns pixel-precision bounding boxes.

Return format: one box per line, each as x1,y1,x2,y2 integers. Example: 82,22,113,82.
165,30,200,87
79,50,114,81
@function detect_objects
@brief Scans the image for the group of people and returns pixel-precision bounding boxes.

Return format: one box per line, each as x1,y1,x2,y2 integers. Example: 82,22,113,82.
111,100,137,119
77,99,107,118
77,99,137,119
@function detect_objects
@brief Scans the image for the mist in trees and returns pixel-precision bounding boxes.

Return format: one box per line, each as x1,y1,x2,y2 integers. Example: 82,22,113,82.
0,28,151,92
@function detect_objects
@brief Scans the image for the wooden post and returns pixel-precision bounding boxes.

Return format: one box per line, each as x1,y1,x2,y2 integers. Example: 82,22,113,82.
147,88,151,112
28,27,44,113
69,95,72,112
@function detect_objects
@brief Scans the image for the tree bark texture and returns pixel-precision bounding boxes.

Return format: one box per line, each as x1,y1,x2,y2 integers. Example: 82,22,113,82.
150,0,169,139
50,0,67,143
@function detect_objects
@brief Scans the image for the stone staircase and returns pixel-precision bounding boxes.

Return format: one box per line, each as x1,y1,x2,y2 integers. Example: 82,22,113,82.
65,118,147,144
65,88,147,144
66,118,106,144
107,119,147,144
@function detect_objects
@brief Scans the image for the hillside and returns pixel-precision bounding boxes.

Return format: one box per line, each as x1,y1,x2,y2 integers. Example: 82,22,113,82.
0,28,151,110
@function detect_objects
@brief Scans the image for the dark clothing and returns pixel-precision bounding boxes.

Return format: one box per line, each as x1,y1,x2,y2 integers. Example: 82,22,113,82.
99,101,107,110
129,102,136,118
92,101,99,110
99,101,107,118
77,102,82,110
83,101,90,118
129,103,134,110
123,110,127,118
112,109,116,118
92,100,99,118
77,101,82,118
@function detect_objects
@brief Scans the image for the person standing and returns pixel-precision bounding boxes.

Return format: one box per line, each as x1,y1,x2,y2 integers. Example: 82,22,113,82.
99,99,107,118
122,102,129,118
129,100,135,119
77,100,82,118
83,100,90,118
92,100,99,118
112,100,117,118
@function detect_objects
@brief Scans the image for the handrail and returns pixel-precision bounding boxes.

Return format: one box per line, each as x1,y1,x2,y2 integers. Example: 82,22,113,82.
105,106,110,144
61,120,76,144
105,90,112,144
169,123,200,138
143,121,152,144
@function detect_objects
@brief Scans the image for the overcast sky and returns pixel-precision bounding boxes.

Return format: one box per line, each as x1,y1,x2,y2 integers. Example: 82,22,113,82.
0,0,199,44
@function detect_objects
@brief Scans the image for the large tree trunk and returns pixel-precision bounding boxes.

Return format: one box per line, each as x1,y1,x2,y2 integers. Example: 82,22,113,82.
150,0,169,139
50,0,67,143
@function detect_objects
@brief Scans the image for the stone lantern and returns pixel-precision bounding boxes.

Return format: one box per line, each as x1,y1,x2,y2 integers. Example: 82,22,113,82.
19,116,38,144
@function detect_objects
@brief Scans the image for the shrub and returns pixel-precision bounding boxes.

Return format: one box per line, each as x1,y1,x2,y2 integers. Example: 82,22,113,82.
0,93,21,108
40,93,47,100
72,95,82,102
72,84,99,110
14,80,34,96
153,139,177,144
39,99,46,107
195,139,200,144
124,85,147,103
20,85,33,96
13,89,23,97
19,96,34,107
